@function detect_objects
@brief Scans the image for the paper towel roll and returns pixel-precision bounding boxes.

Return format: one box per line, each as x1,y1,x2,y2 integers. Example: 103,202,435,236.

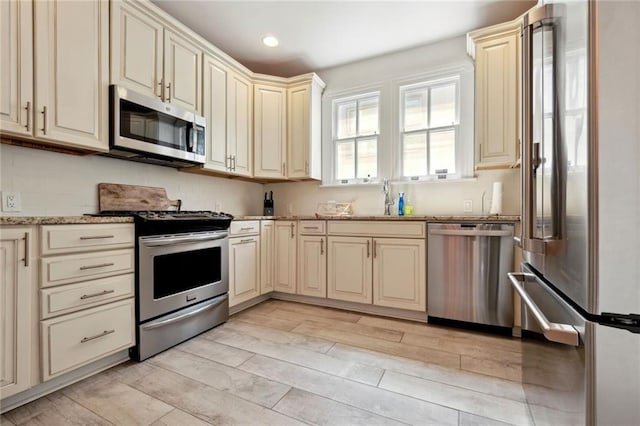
489,182,503,215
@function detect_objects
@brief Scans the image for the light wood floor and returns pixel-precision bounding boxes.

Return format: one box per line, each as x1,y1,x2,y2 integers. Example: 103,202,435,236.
2,300,536,426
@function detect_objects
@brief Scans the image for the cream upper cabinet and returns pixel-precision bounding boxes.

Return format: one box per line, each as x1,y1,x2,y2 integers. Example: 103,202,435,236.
372,238,426,311
260,220,275,294
287,76,324,180
0,227,35,399
227,71,253,176
297,235,327,298
327,236,372,304
0,0,33,137
274,221,296,293
228,235,260,307
468,20,520,169
0,0,109,151
111,0,201,113
202,56,253,176
254,83,287,179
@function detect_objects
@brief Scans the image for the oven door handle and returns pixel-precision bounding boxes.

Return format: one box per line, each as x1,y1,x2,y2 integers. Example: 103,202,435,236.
140,296,227,331
141,232,228,247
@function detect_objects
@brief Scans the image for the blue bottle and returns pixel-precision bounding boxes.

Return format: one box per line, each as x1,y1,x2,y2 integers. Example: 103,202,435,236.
398,192,405,216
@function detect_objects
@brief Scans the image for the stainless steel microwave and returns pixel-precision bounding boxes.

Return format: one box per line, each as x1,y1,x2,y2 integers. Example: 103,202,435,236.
107,85,205,168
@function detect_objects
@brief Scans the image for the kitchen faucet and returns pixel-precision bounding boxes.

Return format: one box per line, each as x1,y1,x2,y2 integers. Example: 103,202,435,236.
382,178,394,215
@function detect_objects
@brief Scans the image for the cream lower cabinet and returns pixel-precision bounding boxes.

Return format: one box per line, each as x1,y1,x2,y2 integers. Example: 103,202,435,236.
1,0,109,151
0,227,35,399
274,221,297,293
327,221,426,312
297,235,327,297
39,224,135,381
372,238,426,311
228,235,260,307
327,236,372,304
260,220,275,294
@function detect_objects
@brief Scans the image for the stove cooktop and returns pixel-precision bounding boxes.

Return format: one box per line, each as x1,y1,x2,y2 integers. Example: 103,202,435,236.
95,210,233,220
88,210,233,235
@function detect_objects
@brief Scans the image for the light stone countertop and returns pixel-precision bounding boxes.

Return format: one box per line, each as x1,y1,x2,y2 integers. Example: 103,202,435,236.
234,214,520,222
0,216,135,225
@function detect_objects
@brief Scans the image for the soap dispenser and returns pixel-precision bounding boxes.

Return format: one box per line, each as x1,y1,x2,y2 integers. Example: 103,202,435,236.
398,192,405,216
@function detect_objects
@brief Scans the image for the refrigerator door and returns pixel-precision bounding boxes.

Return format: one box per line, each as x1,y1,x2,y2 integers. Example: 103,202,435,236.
521,1,590,312
509,265,588,425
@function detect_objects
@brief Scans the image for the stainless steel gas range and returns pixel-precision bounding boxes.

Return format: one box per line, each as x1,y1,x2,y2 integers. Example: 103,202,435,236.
95,210,232,360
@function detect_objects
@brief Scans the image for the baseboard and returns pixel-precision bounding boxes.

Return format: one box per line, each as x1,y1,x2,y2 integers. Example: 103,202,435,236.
229,293,272,316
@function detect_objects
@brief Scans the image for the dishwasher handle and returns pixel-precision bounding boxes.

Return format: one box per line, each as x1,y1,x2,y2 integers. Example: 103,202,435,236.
429,229,513,237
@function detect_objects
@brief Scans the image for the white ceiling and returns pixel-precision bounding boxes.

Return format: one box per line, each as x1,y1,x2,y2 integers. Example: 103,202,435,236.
151,0,536,77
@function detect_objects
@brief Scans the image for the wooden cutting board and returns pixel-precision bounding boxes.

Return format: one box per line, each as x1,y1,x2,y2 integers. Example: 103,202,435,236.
98,183,182,212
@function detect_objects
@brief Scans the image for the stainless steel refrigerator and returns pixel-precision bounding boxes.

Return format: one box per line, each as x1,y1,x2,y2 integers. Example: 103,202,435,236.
510,0,640,424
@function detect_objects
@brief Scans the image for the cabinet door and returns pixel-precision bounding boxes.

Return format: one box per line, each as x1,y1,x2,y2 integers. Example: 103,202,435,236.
260,220,275,294
0,0,33,137
287,84,310,179
229,236,260,307
274,221,296,293
228,72,253,177
110,0,163,99
34,0,109,151
164,29,201,113
202,54,229,172
298,235,326,297
373,238,426,312
475,30,519,168
0,228,34,399
254,84,287,178
327,236,372,304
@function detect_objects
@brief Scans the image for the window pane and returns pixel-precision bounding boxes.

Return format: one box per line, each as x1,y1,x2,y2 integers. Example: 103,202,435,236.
336,101,356,139
403,133,427,177
403,89,428,131
358,97,379,136
429,129,456,174
357,137,377,178
430,83,457,127
336,141,355,179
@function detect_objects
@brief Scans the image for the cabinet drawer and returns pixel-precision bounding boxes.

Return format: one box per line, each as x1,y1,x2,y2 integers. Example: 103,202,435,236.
41,249,134,288
327,221,426,238
41,224,134,255
41,273,135,319
299,220,325,234
41,299,135,381
230,220,260,236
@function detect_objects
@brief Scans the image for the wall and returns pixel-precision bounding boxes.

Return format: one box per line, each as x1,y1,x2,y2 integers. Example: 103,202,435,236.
0,144,264,216
265,35,520,216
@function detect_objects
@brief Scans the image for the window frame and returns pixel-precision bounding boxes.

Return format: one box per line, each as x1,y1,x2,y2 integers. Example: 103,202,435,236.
330,91,381,185
398,75,463,181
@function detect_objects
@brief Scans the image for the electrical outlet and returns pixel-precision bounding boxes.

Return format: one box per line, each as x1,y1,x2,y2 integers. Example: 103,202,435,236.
2,191,22,212
463,199,473,213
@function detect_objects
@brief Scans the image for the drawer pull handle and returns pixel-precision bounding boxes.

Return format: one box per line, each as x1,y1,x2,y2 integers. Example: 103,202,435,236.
303,226,319,230
239,238,254,244
79,262,115,271
81,329,115,343
80,289,115,300
79,235,115,240
240,227,254,231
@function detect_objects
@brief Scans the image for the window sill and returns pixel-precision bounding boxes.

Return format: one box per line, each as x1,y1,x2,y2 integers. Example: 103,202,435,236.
320,176,478,188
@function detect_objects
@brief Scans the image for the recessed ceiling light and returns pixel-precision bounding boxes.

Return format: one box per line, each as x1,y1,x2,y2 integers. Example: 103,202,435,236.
262,35,279,48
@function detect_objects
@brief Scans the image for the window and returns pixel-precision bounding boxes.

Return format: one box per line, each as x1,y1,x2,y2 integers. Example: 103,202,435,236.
399,77,460,178
332,93,380,183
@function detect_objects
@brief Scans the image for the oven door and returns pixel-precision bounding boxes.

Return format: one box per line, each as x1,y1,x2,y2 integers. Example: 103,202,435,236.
138,230,228,322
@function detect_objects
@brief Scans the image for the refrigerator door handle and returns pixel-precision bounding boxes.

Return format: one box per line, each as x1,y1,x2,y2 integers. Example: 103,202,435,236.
508,272,580,346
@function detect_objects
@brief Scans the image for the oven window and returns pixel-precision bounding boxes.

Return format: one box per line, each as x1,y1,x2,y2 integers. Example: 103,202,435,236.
120,99,189,151
153,247,221,299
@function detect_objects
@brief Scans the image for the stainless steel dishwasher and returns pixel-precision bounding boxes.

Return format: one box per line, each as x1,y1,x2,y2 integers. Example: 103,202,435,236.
427,222,514,328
